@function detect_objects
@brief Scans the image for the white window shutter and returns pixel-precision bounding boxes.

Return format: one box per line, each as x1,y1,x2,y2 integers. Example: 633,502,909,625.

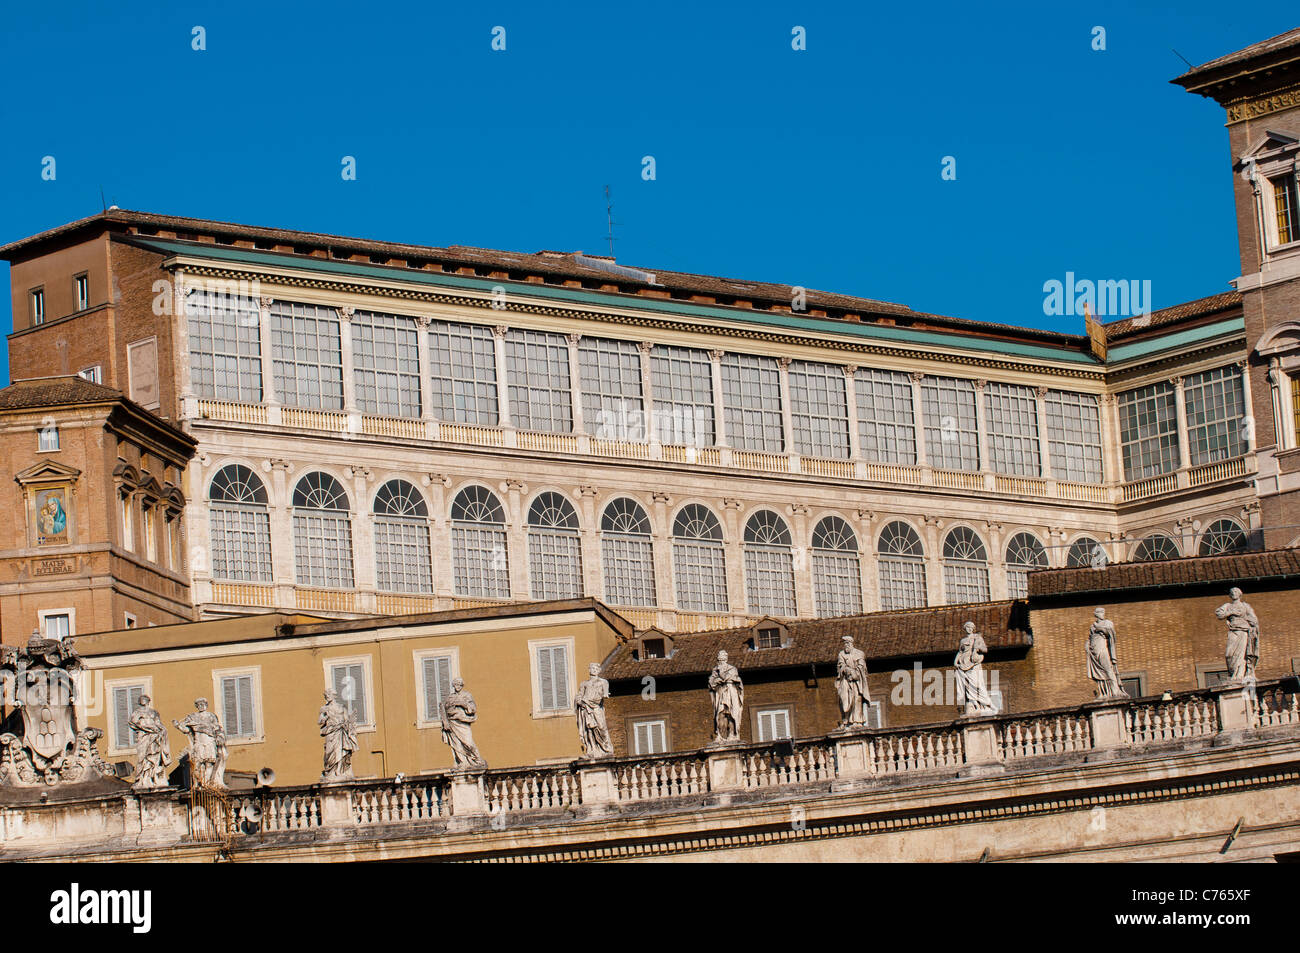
650,721,665,754
222,677,240,735
113,686,138,750
538,645,570,711
423,657,452,721
333,663,367,724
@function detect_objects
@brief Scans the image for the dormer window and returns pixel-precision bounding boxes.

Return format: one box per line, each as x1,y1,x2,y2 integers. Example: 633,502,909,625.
1272,174,1298,246
642,637,666,659
756,626,782,649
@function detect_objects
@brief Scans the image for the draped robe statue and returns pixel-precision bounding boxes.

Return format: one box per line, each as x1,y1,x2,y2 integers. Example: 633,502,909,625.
128,695,171,790
173,698,228,788
1086,607,1128,699
575,663,613,758
954,622,998,716
835,636,873,728
708,651,744,744
441,678,486,769
1215,587,1260,682
319,689,358,782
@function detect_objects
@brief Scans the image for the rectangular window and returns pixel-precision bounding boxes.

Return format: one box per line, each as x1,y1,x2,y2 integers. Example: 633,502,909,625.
143,506,156,563
271,301,343,410
186,289,262,402
428,321,498,425
220,673,258,739
1045,390,1103,483
721,353,784,452
111,683,146,751
535,643,571,712
922,376,979,471
120,491,134,551
1119,673,1146,698
856,368,917,465
43,612,72,640
1118,381,1179,480
580,337,645,440
78,365,103,384
756,707,792,742
755,626,782,649
31,288,45,325
984,382,1041,477
74,274,89,311
352,310,421,418
789,360,849,458
38,424,59,452
328,660,369,727
1273,174,1299,246
650,345,715,446
1183,365,1246,465
631,719,667,755
506,329,572,433
420,655,454,724
866,700,884,729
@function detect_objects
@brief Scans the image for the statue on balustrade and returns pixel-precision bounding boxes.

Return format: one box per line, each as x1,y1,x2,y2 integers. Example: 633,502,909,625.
441,678,487,770
319,689,358,782
708,650,744,744
1086,608,1129,700
173,698,228,789
835,635,873,728
575,663,614,758
128,695,172,790
954,622,998,717
1215,588,1260,683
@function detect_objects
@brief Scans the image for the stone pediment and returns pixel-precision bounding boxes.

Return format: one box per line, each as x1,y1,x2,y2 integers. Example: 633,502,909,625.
1244,129,1299,158
13,460,81,486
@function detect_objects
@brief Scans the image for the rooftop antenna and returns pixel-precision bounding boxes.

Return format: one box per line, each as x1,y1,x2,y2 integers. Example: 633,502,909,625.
604,185,618,258
99,185,107,213
1171,48,1194,69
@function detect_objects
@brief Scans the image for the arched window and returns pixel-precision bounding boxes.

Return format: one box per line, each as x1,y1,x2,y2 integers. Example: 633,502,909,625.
373,480,432,594
208,464,272,583
811,516,862,617
672,504,728,613
1004,531,1047,599
600,498,656,607
1133,533,1180,562
878,521,926,611
451,485,510,598
1066,536,1103,569
292,472,354,589
743,511,796,617
527,492,583,600
1199,518,1248,556
943,526,989,603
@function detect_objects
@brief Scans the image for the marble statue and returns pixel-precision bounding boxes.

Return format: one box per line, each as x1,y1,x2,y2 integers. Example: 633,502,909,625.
575,663,614,758
835,635,872,728
1215,587,1260,682
319,689,358,782
708,650,744,744
441,678,486,769
173,698,228,788
1086,608,1129,700
954,622,998,716
128,695,172,790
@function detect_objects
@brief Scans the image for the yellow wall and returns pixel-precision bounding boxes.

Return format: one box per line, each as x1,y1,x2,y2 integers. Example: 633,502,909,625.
79,609,623,785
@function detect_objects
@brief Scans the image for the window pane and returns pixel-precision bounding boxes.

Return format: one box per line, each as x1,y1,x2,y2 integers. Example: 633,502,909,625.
1119,382,1179,480
984,382,1041,477
506,329,572,433
673,541,728,612
789,361,849,459
580,337,645,440
352,310,421,418
922,377,979,471
856,369,917,465
429,321,498,425
186,289,262,402
270,301,343,410
1183,365,1246,466
721,354,783,452
650,345,714,446
1045,390,1103,483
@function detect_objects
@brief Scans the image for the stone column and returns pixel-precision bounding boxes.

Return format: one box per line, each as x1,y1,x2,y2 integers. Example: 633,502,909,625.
922,516,944,607
855,508,878,612
1099,393,1122,487
567,334,586,445
722,498,746,617
577,485,601,598
710,350,730,463
1238,359,1257,454
778,357,796,461
984,521,1007,601
503,479,528,599
1172,376,1191,476
415,314,436,439
910,372,929,470
426,474,454,601
638,341,658,454
973,379,992,488
267,459,296,607
1267,358,1292,450
493,325,511,429
258,296,279,424
844,365,864,477
790,503,812,619
339,306,360,433
347,466,376,611
1035,386,1052,480
651,492,674,623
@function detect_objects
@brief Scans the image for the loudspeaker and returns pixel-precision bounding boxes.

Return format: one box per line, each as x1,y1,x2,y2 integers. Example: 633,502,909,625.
255,767,276,787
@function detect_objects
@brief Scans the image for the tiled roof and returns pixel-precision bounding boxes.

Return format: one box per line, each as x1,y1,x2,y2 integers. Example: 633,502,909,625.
1102,290,1242,342
0,375,127,410
1028,548,1300,599
1174,28,1300,82
601,601,1030,680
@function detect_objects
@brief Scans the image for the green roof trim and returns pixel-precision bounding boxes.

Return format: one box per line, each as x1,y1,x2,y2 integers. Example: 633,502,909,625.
131,237,1101,365
1105,317,1246,363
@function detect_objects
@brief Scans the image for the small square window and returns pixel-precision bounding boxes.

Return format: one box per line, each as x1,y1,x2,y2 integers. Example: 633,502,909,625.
1119,673,1146,698
38,425,59,452
631,718,667,755
74,274,89,311
756,627,782,649
756,707,792,742
31,288,45,325
43,613,71,640
641,638,665,660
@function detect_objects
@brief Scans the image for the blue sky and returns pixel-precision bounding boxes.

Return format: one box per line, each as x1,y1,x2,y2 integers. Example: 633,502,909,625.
0,1,1292,385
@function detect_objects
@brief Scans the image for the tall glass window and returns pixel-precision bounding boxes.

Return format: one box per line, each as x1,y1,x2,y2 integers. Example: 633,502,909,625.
856,369,917,465
743,511,797,617
1198,518,1248,556
373,480,433,594
270,301,343,410
942,526,990,603
878,521,927,611
506,330,572,433
186,288,262,402
527,492,583,600
428,321,498,425
984,382,1041,477
208,464,272,583
1004,531,1047,599
1045,390,1103,483
600,498,656,607
352,310,421,418
1183,366,1247,465
650,345,715,446
450,485,510,598
922,376,979,471
672,504,728,613
811,516,862,617
580,338,645,440
292,472,354,589
721,354,784,452
789,361,849,459
1119,382,1179,480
